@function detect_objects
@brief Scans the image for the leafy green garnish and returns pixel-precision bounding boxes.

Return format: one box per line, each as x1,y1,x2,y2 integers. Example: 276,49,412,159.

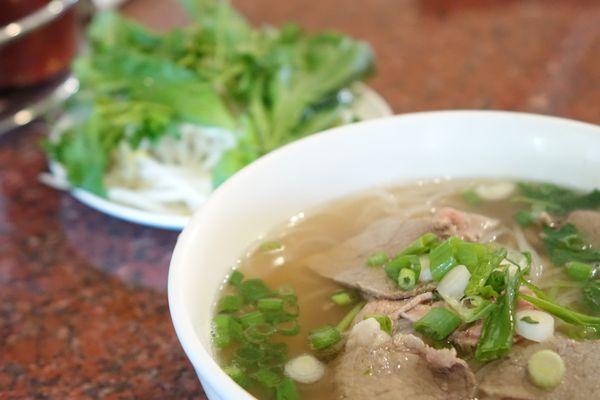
513,182,600,225
543,224,600,266
582,281,600,314
47,1,374,195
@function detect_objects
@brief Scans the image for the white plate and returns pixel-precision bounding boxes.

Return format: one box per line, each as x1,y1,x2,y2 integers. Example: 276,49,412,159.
50,84,392,230
167,111,600,400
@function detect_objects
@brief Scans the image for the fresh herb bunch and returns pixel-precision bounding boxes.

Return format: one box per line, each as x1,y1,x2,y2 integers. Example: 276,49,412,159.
214,270,301,399
46,0,374,196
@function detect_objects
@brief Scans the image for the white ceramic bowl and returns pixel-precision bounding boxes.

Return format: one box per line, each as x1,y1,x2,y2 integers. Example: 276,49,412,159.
168,110,600,400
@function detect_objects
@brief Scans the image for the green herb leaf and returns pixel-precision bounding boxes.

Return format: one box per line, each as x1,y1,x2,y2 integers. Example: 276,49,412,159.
513,182,600,225
582,281,600,314
543,224,600,266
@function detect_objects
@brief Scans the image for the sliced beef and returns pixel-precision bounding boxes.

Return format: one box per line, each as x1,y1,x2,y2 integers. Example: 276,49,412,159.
305,209,502,299
477,336,600,400
567,210,600,248
304,217,435,299
433,207,499,242
335,328,476,400
352,292,434,328
450,322,482,351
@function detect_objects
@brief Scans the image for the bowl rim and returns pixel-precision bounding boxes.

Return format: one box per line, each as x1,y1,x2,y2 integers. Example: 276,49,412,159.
168,109,600,400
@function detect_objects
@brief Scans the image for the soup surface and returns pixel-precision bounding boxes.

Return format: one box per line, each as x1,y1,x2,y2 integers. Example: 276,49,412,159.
213,179,600,400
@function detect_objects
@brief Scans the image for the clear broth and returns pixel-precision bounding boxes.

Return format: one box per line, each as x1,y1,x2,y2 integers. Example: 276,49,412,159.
215,179,570,399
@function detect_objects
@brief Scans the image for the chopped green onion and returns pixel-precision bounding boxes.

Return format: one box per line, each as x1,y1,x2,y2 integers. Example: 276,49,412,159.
308,325,342,351
282,298,300,317
398,268,416,291
244,323,276,344
461,190,482,206
367,251,389,266
413,307,461,341
385,255,420,284
278,285,297,300
218,294,243,313
330,290,355,306
251,368,282,388
276,377,300,400
528,350,565,390
239,310,266,327
364,314,393,335
429,240,458,281
239,279,274,303
228,270,244,286
257,298,284,312
276,319,300,336
486,270,507,294
520,279,552,301
213,314,243,348
397,232,440,257
235,345,264,364
475,270,521,362
566,261,593,282
223,365,250,388
521,316,539,324
519,293,600,326
260,241,283,252
336,301,367,332
452,296,496,323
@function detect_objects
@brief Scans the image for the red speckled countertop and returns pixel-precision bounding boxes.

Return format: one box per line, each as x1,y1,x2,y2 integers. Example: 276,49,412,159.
1,0,598,398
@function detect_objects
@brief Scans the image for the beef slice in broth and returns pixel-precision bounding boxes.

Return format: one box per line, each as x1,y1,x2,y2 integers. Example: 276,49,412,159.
304,209,500,299
335,327,476,400
352,292,434,329
567,210,600,248
303,217,435,299
477,336,600,400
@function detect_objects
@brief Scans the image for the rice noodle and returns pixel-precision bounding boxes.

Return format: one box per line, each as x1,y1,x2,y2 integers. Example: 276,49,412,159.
513,224,544,283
